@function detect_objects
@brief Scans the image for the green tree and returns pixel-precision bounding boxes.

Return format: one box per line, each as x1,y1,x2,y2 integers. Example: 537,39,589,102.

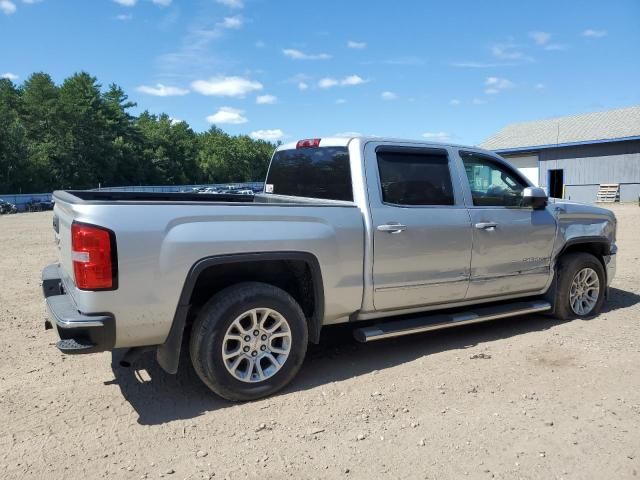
137,112,198,185
0,79,28,192
55,72,113,188
0,70,277,194
19,73,61,191
196,127,273,183
102,84,145,186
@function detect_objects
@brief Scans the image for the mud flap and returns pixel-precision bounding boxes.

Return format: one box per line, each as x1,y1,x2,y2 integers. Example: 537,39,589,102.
156,304,189,374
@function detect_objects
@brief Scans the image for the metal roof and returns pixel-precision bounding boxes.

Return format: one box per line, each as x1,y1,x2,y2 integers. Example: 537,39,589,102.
480,105,640,152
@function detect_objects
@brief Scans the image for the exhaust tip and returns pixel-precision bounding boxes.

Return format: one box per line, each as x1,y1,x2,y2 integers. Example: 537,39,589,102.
118,346,153,368
352,328,367,343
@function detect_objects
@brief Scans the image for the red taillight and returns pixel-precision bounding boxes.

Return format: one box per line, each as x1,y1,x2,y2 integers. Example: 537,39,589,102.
71,222,116,290
296,138,321,149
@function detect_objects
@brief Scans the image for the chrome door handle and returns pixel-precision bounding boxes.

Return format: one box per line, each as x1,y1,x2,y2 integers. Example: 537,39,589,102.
474,222,497,230
377,223,407,234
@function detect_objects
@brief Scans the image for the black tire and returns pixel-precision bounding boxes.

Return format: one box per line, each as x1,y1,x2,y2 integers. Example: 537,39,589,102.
550,252,606,320
190,282,308,401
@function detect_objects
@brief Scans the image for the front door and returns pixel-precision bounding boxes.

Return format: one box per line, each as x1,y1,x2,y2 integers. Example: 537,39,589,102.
459,151,557,299
366,143,473,312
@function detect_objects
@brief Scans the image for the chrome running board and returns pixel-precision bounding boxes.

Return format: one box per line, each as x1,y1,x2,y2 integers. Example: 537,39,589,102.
353,300,551,343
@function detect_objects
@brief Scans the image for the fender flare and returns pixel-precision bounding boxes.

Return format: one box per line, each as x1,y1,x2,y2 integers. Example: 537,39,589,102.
556,236,613,259
156,251,325,374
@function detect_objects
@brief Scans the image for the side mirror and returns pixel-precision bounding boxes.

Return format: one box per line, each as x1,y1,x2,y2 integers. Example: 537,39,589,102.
522,187,548,209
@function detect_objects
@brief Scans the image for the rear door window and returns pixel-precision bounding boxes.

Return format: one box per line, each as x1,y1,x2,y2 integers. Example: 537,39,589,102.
265,147,353,201
376,150,455,206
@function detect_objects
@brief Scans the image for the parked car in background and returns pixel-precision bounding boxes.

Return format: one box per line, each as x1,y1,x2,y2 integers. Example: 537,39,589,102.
43,136,617,402
0,199,17,214
26,199,54,212
234,189,255,196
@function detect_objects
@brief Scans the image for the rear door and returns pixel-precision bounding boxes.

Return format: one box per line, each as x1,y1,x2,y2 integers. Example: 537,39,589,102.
458,151,557,299
364,143,472,312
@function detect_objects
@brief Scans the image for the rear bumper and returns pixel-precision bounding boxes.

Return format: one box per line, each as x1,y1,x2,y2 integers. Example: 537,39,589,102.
42,263,115,354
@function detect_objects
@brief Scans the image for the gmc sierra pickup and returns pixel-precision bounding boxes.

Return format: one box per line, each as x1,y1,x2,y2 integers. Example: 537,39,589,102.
43,136,617,401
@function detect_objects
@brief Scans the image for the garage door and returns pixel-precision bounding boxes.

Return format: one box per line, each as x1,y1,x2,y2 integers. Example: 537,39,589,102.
502,154,539,186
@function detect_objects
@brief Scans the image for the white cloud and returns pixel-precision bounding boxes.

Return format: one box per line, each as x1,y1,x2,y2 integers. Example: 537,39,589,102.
491,42,530,62
136,83,189,96
21,0,43,4
341,74,366,86
152,0,172,5
472,98,487,105
529,31,551,45
336,98,346,104
381,91,397,101
216,0,243,8
256,94,277,104
191,76,262,97
583,29,607,38
282,48,331,60
484,76,514,94
250,129,286,141
535,83,545,89
347,40,366,49
220,15,242,29
298,82,308,91
486,76,514,88
206,107,247,124
334,131,362,137
113,0,136,6
318,75,368,89
450,99,461,106
422,132,450,141
169,116,182,125
1,72,18,80
116,13,132,21
318,77,339,89
0,0,16,14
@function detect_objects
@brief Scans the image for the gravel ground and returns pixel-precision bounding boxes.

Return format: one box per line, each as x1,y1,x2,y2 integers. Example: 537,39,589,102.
1,205,639,480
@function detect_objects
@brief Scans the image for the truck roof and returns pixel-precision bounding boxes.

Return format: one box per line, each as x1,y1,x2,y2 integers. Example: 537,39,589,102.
276,136,479,151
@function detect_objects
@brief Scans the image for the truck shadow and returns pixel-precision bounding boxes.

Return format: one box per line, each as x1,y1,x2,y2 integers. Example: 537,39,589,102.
109,286,639,426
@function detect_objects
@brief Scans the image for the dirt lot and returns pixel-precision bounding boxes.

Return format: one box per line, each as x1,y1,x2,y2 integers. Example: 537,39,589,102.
1,205,639,480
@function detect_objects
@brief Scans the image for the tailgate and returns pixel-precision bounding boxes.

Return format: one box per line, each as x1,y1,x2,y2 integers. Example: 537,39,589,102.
52,194,78,292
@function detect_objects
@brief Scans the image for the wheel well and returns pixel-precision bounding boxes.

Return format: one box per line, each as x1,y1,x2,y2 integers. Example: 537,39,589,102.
187,259,321,342
561,241,608,259
558,241,609,278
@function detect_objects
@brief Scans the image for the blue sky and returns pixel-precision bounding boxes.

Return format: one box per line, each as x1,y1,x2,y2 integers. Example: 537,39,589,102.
1,0,639,145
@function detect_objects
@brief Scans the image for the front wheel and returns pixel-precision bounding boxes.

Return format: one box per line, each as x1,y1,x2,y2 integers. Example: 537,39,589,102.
190,282,308,401
551,252,606,320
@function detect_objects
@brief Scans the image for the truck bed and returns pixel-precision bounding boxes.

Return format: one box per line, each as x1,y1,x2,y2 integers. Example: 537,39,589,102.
55,190,352,206
57,190,255,203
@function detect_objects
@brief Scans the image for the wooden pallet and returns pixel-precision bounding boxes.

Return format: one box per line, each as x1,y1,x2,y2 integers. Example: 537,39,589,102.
596,183,620,203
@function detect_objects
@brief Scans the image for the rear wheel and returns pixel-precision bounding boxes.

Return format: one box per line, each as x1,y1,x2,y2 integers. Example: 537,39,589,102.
551,252,606,320
190,282,308,401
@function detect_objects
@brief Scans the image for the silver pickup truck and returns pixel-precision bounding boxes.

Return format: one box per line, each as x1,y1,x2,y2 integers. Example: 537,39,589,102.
43,136,617,401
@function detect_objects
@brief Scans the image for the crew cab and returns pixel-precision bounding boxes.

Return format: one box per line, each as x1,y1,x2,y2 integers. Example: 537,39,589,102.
43,137,617,400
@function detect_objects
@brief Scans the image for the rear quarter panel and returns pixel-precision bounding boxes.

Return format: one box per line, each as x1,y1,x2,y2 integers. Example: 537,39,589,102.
54,200,364,348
